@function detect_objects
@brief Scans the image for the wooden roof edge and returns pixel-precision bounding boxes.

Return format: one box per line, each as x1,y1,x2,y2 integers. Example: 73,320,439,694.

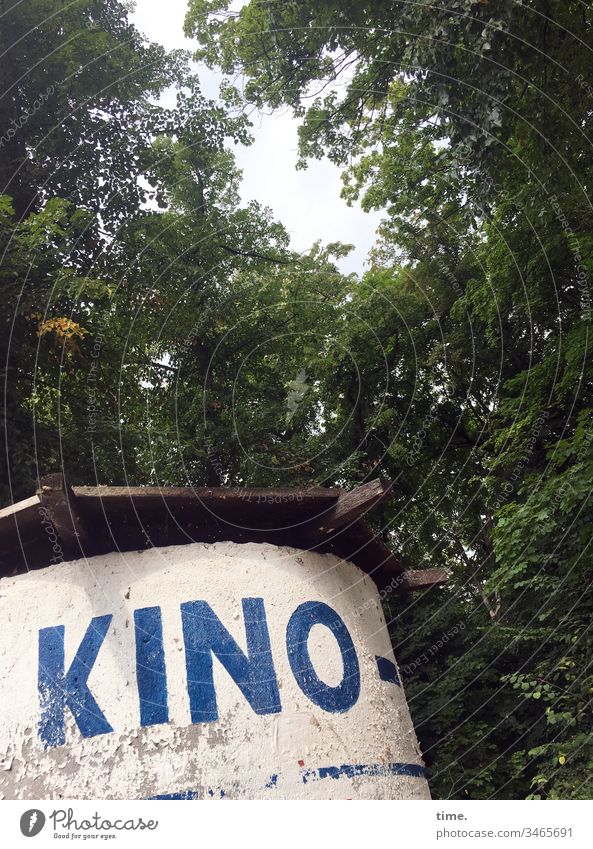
37,472,89,560
319,515,403,573
304,478,393,541
325,519,448,593
72,484,342,502
0,494,40,520
0,481,343,524
0,494,41,541
0,475,447,594
1,477,399,521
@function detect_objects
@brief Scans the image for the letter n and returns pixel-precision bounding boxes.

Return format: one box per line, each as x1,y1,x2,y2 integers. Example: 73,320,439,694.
181,598,280,723
38,615,113,747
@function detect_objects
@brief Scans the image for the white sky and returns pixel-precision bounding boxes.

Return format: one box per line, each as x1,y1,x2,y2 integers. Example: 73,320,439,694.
131,0,381,275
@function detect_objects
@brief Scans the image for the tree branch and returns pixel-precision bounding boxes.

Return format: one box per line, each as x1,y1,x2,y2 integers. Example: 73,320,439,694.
219,244,295,265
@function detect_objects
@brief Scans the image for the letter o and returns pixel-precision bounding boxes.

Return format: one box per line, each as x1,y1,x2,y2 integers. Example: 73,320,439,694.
285,601,360,713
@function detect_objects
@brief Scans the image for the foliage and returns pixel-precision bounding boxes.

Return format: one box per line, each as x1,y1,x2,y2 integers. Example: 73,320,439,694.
185,0,593,798
2,0,593,800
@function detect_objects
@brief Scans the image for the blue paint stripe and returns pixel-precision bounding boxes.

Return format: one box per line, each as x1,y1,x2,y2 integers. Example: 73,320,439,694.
149,761,425,798
150,791,200,800
375,655,401,686
301,761,425,784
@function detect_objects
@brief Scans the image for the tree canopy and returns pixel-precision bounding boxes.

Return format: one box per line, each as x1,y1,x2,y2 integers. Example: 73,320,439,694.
2,0,593,799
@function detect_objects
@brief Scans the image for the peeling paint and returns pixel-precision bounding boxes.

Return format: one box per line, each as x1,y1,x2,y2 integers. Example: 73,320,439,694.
0,542,429,799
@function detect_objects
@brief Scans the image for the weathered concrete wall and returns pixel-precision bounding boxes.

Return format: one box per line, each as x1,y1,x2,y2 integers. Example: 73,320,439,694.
0,542,430,799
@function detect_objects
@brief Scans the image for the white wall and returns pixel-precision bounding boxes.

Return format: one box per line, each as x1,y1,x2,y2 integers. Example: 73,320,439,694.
0,542,429,799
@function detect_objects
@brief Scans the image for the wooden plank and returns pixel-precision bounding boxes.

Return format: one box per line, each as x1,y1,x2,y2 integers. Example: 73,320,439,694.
1,480,420,590
73,485,342,536
73,485,340,504
0,494,45,576
305,479,393,540
326,520,404,577
0,494,41,545
324,523,446,592
0,494,40,521
37,473,91,559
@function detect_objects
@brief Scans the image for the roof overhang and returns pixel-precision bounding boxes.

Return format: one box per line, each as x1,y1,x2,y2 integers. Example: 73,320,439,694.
0,474,446,594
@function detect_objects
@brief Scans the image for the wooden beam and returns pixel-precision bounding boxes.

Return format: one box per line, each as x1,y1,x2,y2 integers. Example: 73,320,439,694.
324,520,404,582
0,494,40,522
73,485,340,504
37,473,91,560
0,494,40,541
306,479,393,541
2,480,423,588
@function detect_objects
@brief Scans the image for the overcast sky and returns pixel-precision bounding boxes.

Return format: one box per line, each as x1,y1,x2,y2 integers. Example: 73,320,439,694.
131,0,382,275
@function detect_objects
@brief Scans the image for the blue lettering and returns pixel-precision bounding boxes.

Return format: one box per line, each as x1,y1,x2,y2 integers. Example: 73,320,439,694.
38,615,113,747
134,606,169,726
181,597,281,723
286,601,360,713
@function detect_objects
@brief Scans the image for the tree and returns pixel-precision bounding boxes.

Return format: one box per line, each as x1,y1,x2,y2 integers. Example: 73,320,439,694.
1,0,354,503
185,1,593,798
